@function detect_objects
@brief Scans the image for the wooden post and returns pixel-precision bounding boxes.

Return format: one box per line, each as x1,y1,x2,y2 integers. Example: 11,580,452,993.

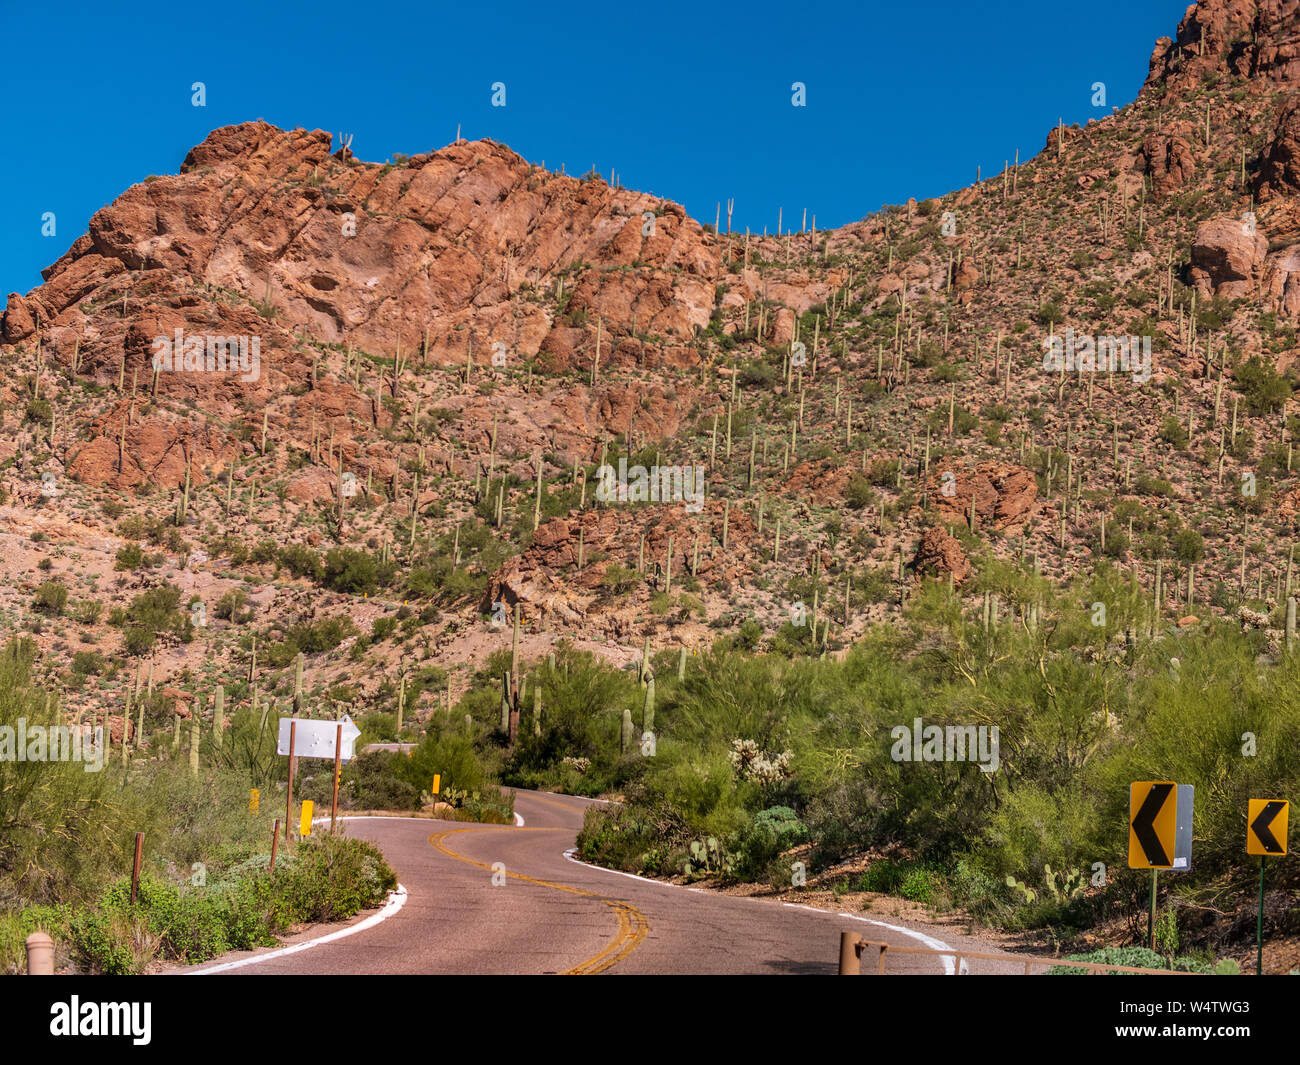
285,721,297,845
130,831,144,904
270,820,281,875
838,931,861,975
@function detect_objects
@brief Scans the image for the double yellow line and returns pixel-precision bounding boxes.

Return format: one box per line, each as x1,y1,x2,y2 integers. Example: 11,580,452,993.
427,825,648,974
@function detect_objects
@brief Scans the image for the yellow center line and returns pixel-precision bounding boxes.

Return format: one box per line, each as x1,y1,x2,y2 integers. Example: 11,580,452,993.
521,791,592,815
427,826,649,975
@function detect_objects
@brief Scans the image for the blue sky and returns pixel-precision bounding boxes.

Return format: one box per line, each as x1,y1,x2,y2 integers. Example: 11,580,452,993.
0,0,1188,296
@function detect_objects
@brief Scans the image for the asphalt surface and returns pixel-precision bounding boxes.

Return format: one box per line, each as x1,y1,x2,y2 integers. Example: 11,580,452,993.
187,790,1026,975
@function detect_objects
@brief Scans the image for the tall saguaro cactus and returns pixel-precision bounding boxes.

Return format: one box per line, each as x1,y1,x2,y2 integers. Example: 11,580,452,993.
293,652,305,714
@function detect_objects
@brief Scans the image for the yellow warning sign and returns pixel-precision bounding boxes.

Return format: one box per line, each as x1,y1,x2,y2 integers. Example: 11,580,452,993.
1129,781,1177,869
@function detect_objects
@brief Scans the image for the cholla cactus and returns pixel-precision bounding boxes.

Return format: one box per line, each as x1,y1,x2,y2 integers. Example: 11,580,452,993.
729,738,792,785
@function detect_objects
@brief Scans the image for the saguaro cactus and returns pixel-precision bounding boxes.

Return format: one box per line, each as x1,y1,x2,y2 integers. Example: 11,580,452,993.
500,671,512,733
642,675,655,737
293,652,305,713
176,463,192,526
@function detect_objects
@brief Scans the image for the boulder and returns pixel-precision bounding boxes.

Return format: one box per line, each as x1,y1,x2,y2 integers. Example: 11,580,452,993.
1189,217,1268,298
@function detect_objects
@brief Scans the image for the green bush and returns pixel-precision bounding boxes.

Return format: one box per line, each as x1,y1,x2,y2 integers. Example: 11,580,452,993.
65,836,396,973
734,806,808,878
1234,355,1293,415
32,581,68,616
114,542,146,571
1046,946,1228,975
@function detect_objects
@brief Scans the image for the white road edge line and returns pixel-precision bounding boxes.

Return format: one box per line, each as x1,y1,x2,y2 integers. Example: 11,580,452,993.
562,848,967,974
186,884,408,974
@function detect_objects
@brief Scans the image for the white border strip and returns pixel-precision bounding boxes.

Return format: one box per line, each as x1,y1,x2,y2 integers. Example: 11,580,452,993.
562,848,967,974
188,885,408,974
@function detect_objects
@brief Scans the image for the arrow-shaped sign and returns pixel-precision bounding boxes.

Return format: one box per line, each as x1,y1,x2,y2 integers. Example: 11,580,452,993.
277,716,362,761
1129,781,1177,869
1248,799,1289,856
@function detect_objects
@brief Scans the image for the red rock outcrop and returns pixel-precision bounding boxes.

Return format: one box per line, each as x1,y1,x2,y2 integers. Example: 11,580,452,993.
1146,0,1300,90
924,462,1039,532
1189,216,1269,298
1256,98,1300,201
1137,132,1197,198
2,122,728,377
912,526,970,585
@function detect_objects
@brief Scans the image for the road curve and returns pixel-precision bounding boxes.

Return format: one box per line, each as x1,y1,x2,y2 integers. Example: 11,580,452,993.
187,790,1018,975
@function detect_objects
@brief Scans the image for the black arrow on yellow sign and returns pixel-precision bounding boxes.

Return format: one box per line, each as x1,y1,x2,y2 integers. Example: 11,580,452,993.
1129,781,1176,869
1248,799,1288,856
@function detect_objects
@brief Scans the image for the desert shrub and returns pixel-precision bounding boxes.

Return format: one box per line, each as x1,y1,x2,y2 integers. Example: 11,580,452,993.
1234,355,1292,415
70,650,107,676
66,836,395,972
733,806,808,878
278,543,324,581
845,475,875,509
118,584,193,656
1045,946,1233,975
1157,416,1189,449
322,547,393,595
114,542,146,570
213,589,252,623
32,581,68,616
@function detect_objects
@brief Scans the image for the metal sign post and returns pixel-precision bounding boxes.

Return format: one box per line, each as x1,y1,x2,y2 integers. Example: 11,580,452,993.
1129,781,1193,952
1246,798,1289,976
285,721,296,845
331,722,343,833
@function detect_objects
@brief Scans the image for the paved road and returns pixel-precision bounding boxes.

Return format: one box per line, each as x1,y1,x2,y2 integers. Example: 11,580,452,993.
188,790,1023,975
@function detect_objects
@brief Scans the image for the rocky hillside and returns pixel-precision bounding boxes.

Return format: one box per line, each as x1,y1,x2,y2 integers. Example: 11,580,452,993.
4,0,1300,737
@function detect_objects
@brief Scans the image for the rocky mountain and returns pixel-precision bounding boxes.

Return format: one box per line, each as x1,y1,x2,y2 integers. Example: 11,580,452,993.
5,0,1300,732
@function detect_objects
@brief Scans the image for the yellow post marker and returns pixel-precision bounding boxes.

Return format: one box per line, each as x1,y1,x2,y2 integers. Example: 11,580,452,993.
249,788,260,814
432,774,441,795
300,800,314,837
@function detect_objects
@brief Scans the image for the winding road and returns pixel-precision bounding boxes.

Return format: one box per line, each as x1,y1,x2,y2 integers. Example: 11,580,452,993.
187,790,1020,975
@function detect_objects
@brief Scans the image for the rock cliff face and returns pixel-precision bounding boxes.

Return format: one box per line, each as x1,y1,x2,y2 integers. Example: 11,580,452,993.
1145,0,1300,90
4,122,730,369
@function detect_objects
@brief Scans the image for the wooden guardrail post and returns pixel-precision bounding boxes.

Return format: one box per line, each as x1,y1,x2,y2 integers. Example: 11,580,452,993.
130,831,144,904
838,931,862,974
25,932,54,975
